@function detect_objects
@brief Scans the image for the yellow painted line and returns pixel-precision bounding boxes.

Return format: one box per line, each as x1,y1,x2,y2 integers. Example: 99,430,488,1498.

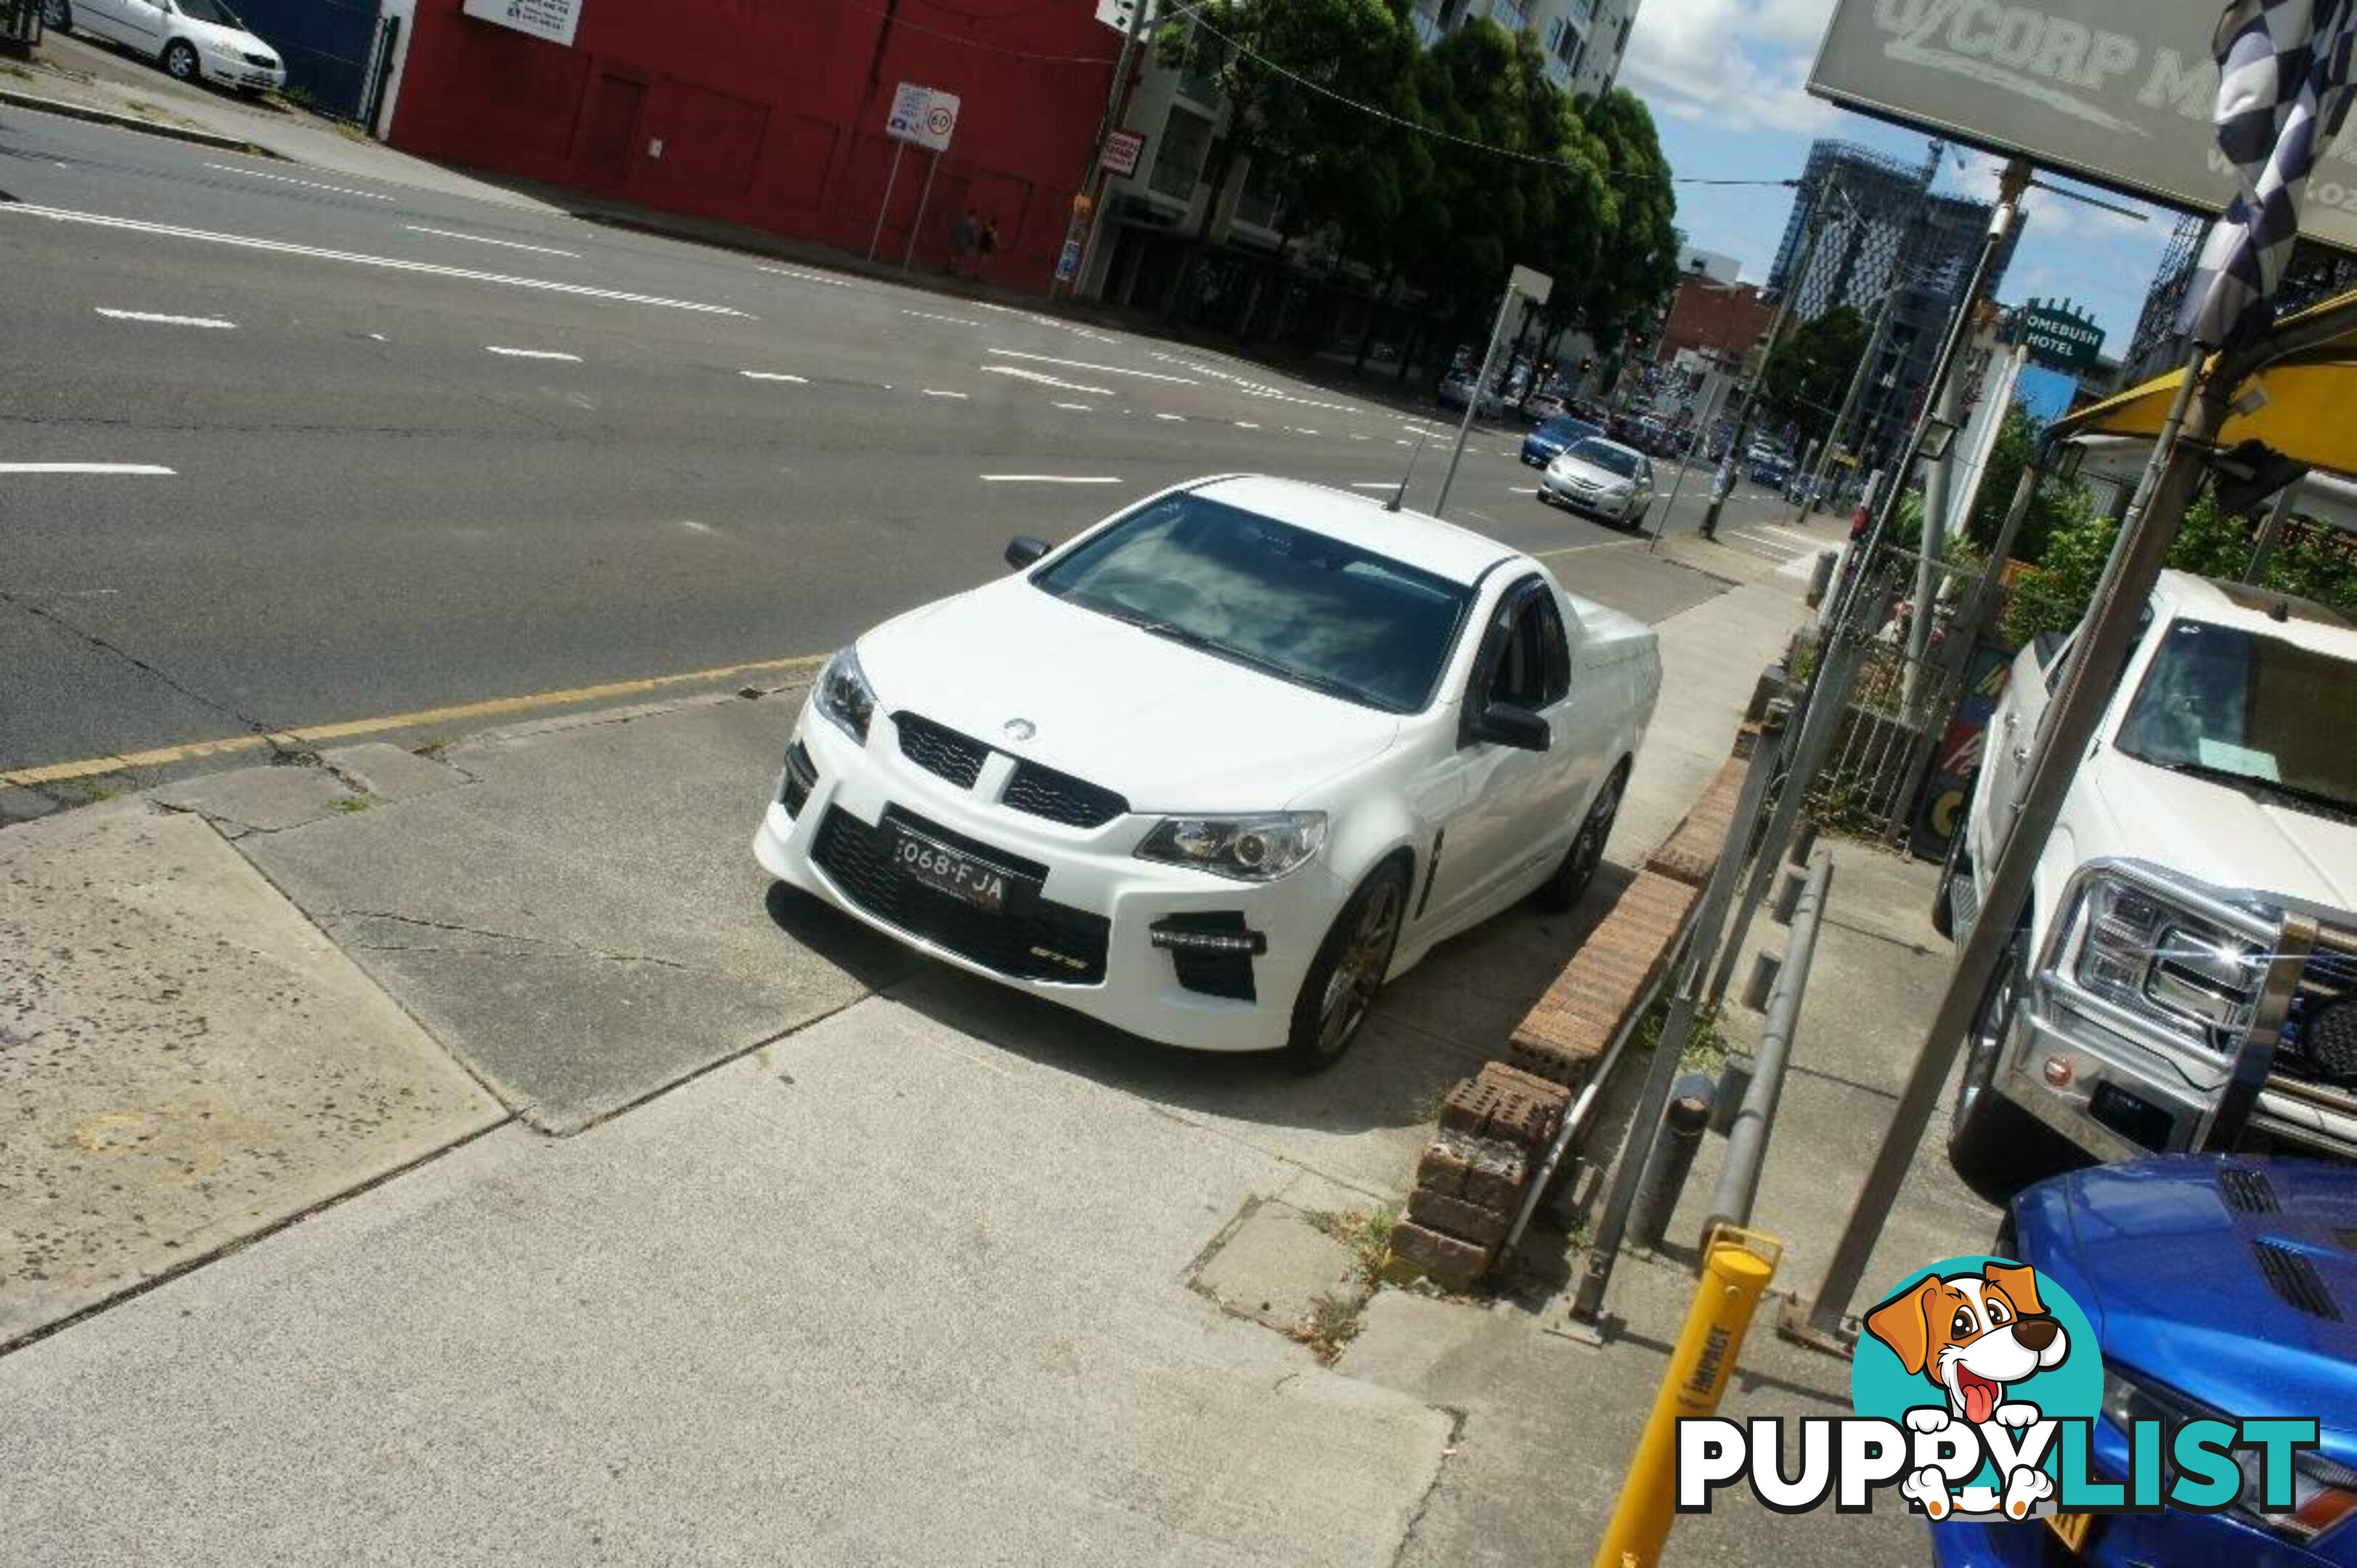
1,653,826,789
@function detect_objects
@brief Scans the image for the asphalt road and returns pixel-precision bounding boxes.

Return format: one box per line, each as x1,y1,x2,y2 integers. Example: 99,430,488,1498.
1,109,1819,788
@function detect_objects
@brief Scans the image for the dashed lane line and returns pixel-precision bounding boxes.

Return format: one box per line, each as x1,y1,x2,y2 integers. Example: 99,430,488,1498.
405,225,582,258
985,348,1194,385
0,205,749,317
203,163,394,201
0,463,175,475
741,370,809,383
980,475,1123,484
981,365,1112,396
487,346,582,361
922,388,970,399
94,309,235,329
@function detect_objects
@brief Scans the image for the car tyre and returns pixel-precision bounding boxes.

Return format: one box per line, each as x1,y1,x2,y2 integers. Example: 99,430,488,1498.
1532,761,1627,915
1947,931,2080,1201
42,0,70,29
1285,860,1409,1073
164,38,200,80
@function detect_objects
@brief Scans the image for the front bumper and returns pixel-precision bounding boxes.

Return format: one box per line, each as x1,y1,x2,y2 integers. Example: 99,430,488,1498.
1539,470,1638,520
752,703,1351,1053
202,55,285,90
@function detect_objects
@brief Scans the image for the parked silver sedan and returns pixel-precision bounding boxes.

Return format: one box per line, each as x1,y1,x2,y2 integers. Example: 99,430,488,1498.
1539,437,1656,531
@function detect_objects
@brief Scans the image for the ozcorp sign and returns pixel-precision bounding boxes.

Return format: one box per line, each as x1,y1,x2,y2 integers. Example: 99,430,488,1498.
1809,0,2357,249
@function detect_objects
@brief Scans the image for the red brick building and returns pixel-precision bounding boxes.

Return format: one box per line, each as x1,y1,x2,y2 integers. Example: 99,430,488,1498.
384,0,1118,292
1655,273,1776,369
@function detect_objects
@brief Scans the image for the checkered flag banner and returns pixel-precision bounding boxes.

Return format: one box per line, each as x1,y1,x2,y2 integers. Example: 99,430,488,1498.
2178,0,2357,348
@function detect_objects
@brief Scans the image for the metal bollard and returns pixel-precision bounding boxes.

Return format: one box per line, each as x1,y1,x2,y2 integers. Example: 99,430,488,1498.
1787,821,1818,868
1741,952,1780,1011
1629,1074,1717,1250
1591,1230,1783,1568
1770,867,1807,926
1806,550,1837,608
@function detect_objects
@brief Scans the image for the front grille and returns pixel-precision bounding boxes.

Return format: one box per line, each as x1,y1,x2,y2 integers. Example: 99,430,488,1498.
810,805,1107,984
1004,760,1128,828
243,52,276,66
894,712,989,789
2219,1166,2281,1214
2252,1238,2342,1320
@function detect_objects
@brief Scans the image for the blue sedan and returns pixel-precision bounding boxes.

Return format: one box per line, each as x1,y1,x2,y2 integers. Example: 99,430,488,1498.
1934,1156,2357,1566
1521,415,1603,468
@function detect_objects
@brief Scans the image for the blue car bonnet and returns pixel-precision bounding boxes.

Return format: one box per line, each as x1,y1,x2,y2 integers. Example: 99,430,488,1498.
2016,1156,2357,1463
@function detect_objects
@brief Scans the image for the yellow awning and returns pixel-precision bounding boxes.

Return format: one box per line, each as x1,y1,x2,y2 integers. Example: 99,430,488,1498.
2053,287,2357,478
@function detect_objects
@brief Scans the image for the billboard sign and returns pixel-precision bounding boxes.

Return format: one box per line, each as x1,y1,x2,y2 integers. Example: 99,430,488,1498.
462,0,583,48
1808,1,2357,250
886,83,960,152
2019,298,2106,372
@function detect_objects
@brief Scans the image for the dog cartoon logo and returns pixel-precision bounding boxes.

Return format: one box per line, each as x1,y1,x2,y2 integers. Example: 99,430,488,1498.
1852,1255,2101,1523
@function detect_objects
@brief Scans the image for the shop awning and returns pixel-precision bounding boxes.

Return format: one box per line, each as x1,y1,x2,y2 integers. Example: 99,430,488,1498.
2053,287,2357,479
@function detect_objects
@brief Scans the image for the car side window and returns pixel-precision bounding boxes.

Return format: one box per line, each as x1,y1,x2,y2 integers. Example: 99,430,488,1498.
1480,581,1567,712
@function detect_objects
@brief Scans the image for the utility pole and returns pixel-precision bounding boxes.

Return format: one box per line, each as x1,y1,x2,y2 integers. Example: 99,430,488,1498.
1792,279,1898,521
1699,169,1836,539
1052,0,1153,302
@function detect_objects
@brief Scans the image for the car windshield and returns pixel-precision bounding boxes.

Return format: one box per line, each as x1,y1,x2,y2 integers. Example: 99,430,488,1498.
1541,417,1598,443
1030,492,1475,714
1565,438,1638,478
173,0,247,24
2115,618,2357,817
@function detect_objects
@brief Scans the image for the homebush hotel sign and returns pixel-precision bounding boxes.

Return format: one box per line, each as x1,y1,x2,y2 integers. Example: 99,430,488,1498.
1810,1,2357,248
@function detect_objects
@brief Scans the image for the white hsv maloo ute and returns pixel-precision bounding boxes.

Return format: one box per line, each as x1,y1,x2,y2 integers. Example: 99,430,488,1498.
755,476,1661,1069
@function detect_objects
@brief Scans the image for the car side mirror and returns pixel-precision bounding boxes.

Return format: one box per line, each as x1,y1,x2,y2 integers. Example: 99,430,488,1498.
1004,536,1051,571
1471,703,1550,752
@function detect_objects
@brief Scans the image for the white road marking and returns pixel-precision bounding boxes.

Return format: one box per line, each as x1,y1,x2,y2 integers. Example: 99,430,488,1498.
1155,412,1185,422
487,346,581,361
740,370,809,383
1730,528,1807,558
1234,421,1261,429
679,520,715,534
1350,434,1369,441
0,463,174,475
1349,482,1403,490
757,265,855,287
94,308,235,329
367,332,387,341
980,365,1112,395
903,309,985,327
1509,486,1540,494
1749,521,1832,545
405,225,581,258
203,163,394,200
1533,539,1644,559
985,348,1194,384
981,475,1123,484
921,388,969,399
1053,401,1094,412
0,205,749,317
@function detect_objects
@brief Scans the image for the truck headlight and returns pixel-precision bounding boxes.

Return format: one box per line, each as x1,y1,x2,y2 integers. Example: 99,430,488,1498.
1136,813,1326,882
2103,1365,2357,1544
812,647,876,744
2070,875,2267,1050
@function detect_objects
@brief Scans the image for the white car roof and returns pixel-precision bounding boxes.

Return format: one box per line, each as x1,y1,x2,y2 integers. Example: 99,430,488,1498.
2153,568,2356,648
1188,474,1521,587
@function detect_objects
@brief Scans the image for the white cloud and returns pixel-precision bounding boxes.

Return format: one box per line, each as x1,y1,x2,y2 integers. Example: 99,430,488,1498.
1619,0,1844,136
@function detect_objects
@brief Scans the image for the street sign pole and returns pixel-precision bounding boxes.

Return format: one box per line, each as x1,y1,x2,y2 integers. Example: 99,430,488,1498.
1054,0,1152,302
901,148,941,274
1436,265,1550,518
867,141,906,263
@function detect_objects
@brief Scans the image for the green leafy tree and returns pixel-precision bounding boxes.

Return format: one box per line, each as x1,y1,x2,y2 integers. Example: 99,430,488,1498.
1568,89,1679,350
1759,306,1865,448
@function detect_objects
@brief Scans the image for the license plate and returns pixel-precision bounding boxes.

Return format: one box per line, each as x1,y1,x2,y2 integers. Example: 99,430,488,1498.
2046,1511,2096,1551
892,828,1009,911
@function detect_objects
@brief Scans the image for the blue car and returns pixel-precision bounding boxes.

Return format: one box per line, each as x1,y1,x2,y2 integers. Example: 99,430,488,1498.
1521,415,1603,468
1934,1156,2357,1567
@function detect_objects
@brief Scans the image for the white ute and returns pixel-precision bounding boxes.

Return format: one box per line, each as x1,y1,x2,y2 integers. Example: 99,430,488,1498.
754,475,1661,1069
1947,570,2357,1195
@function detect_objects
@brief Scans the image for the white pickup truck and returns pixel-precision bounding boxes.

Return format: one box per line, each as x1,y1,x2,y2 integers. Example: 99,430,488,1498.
1945,570,2357,1198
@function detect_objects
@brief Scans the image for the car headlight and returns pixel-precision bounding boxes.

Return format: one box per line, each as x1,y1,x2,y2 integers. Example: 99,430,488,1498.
2103,1365,2357,1544
812,646,876,744
1136,813,1327,882
2067,874,2268,1050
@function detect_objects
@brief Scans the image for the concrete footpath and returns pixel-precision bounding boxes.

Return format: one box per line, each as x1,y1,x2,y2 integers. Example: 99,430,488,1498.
0,524,2011,1567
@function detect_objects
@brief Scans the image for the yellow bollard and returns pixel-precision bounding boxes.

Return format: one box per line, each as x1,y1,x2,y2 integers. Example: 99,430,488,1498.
1590,1228,1782,1568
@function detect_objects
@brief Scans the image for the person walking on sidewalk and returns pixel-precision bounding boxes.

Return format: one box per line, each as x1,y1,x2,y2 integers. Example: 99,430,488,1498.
975,217,999,279
949,208,979,277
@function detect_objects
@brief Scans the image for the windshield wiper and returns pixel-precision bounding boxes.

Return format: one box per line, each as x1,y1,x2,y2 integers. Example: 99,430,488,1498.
2149,758,2357,822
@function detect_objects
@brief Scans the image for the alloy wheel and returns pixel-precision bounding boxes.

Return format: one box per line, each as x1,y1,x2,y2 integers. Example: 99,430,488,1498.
1318,880,1403,1057
166,41,198,79
1953,940,2021,1133
1568,772,1622,891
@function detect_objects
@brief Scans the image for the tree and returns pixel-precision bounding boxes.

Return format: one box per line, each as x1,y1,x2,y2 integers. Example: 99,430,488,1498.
1758,306,1865,449
1567,89,1679,351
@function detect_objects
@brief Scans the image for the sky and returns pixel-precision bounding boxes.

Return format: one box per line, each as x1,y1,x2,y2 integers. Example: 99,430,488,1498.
1616,0,2183,352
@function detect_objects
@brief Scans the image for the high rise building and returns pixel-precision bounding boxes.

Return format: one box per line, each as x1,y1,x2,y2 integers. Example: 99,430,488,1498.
1410,0,1642,97
1766,141,2021,468
2125,213,2357,384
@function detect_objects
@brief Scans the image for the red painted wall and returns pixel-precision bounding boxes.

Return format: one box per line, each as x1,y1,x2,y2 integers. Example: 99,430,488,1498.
388,0,1118,290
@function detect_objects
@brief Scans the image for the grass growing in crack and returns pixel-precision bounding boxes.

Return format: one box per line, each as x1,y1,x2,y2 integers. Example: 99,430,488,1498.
1295,1291,1365,1363
1635,993,1731,1078
1308,1206,1397,1284
330,795,375,814
1,62,32,80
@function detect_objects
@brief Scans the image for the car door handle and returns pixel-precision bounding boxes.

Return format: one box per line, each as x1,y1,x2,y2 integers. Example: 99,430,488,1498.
2000,711,2019,732
2011,746,2030,765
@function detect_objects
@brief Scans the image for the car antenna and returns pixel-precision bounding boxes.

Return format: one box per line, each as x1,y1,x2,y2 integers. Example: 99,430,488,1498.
1384,432,1429,513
